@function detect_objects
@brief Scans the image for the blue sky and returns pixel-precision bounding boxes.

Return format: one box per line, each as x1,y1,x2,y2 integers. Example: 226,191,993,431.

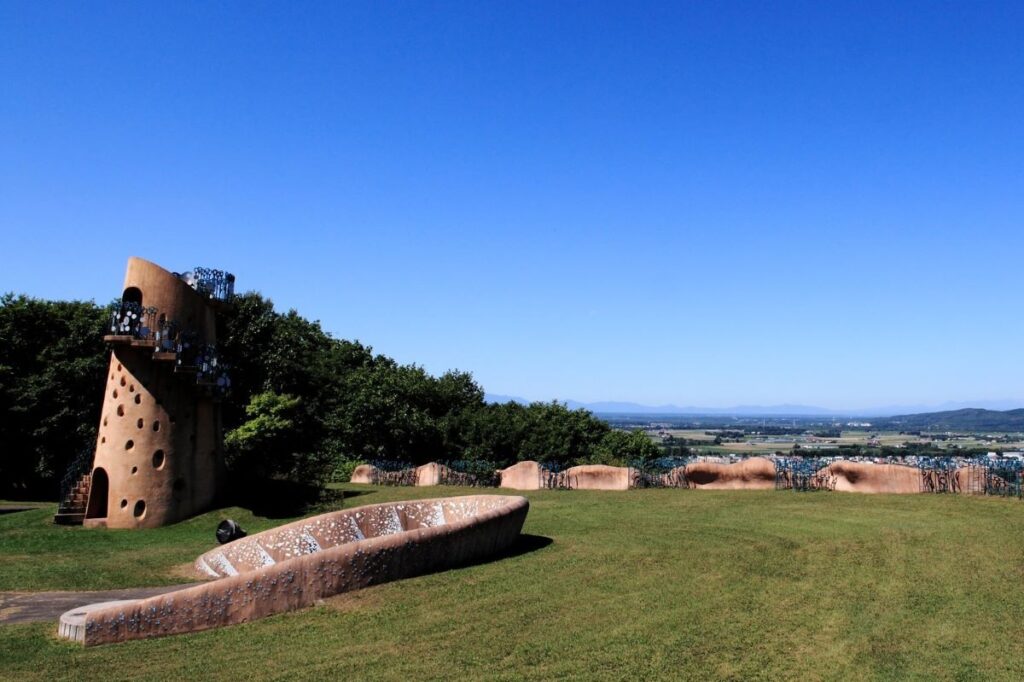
2,2,1023,410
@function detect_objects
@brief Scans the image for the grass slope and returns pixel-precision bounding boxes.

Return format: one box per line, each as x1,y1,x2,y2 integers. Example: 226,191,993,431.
1,487,1023,680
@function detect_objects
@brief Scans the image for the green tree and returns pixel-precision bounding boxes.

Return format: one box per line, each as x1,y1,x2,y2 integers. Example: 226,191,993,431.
588,429,661,467
224,392,329,483
0,294,109,496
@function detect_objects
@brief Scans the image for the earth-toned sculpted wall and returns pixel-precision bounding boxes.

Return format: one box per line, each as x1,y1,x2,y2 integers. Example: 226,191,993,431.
349,463,377,484
415,462,453,486
86,257,224,529
562,464,634,490
59,495,529,646
357,458,1021,496
499,461,543,490
822,461,922,494
682,457,777,489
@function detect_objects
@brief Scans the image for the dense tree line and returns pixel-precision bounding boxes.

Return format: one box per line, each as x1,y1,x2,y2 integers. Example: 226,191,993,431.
0,295,110,497
1,292,657,498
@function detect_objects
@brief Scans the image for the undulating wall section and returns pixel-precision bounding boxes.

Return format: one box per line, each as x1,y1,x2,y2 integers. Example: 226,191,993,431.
499,461,543,490
415,462,453,486
59,495,529,646
352,458,1019,496
350,463,377,484
821,461,922,494
683,457,777,490
562,464,634,490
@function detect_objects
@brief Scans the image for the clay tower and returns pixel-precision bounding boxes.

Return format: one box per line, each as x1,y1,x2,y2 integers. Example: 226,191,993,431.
80,257,234,529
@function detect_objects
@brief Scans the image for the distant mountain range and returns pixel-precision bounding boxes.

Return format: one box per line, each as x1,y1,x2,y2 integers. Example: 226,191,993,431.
484,394,1024,419
872,408,1024,432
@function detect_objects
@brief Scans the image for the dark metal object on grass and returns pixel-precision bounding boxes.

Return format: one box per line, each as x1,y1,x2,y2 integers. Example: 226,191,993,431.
216,519,247,544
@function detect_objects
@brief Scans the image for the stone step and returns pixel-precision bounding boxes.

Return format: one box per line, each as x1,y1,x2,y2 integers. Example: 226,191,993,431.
53,512,85,526
53,472,92,525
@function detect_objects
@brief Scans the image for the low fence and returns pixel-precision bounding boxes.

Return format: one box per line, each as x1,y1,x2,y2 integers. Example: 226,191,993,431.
915,457,1022,497
438,461,501,488
774,458,835,492
632,458,689,489
367,460,417,486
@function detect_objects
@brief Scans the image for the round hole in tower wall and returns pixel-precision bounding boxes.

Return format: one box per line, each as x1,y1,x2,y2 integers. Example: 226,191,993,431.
120,499,127,509
131,466,138,475
125,440,134,450
137,418,144,429
103,416,108,427
133,500,146,518
135,394,142,405
117,405,125,417
112,389,118,399
153,450,165,469
100,437,106,444
129,384,135,393
120,376,126,387
152,421,160,432
117,363,122,372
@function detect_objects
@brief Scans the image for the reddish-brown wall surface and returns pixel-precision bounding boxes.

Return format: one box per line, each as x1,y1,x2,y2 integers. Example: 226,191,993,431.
823,461,922,494
563,464,634,490
85,257,224,529
350,464,378,484
415,462,451,486
499,461,543,490
684,457,777,490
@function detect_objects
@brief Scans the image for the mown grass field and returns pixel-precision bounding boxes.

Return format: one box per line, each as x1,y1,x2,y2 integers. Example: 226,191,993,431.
2,486,1023,681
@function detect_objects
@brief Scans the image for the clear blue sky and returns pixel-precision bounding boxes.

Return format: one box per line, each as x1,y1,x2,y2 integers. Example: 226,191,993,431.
2,1,1023,410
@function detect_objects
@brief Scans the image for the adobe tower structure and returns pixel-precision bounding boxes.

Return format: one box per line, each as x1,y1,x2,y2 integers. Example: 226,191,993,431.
79,257,234,529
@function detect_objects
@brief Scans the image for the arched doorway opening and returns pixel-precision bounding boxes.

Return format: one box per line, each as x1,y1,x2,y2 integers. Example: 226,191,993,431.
121,287,142,305
85,467,109,519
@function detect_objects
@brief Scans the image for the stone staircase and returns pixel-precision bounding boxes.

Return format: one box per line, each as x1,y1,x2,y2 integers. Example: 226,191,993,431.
53,473,91,525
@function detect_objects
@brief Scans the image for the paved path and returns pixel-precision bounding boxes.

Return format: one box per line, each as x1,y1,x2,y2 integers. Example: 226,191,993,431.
0,585,194,624
0,505,46,515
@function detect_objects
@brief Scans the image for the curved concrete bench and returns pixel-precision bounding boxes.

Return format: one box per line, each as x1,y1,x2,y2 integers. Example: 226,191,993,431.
58,495,529,646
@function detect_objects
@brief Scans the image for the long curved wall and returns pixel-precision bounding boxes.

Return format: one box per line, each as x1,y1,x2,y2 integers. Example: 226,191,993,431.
357,458,1017,496
86,257,223,529
62,495,528,646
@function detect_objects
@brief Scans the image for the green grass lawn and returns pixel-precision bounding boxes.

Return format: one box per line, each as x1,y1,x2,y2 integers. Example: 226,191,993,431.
2,487,1023,681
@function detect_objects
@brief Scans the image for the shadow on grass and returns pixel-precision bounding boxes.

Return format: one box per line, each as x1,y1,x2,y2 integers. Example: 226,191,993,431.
502,533,554,558
229,479,341,519
0,505,46,515
452,533,553,573
339,490,376,499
